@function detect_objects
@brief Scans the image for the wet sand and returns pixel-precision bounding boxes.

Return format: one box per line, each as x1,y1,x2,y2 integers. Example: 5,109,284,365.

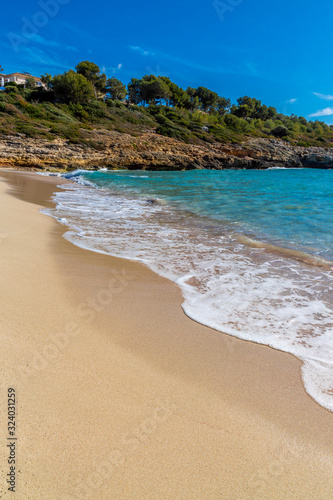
0,170,333,499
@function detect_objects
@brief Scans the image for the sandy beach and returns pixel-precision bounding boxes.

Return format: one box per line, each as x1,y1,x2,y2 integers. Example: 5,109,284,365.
1,170,333,499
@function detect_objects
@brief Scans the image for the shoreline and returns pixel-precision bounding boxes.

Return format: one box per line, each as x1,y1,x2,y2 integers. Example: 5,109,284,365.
1,170,333,498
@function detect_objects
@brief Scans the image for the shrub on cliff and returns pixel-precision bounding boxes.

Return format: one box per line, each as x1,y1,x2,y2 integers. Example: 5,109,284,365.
105,99,126,109
27,89,55,103
224,114,252,133
52,70,95,104
81,101,109,120
24,103,45,119
68,103,89,121
271,125,289,138
42,103,78,124
5,82,18,90
156,121,191,142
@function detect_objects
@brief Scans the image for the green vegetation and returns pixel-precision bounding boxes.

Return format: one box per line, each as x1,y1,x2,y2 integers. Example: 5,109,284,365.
0,61,332,148
106,77,127,101
52,70,95,104
75,61,107,98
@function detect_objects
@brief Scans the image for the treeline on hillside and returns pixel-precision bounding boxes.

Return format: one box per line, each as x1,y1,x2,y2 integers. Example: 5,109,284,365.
1,61,333,148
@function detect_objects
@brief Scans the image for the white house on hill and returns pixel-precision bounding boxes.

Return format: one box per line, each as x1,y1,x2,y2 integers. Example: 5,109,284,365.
0,72,43,88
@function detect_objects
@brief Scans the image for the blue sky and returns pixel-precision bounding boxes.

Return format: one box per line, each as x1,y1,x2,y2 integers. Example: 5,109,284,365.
1,0,333,123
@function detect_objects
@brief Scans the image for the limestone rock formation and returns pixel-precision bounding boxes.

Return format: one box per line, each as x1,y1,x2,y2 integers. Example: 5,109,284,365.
1,131,333,171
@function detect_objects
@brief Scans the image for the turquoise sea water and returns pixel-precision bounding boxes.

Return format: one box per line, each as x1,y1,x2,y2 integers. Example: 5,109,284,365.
44,168,333,411
70,168,333,260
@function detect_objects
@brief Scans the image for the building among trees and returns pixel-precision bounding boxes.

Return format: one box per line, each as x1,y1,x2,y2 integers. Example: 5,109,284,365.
0,72,43,88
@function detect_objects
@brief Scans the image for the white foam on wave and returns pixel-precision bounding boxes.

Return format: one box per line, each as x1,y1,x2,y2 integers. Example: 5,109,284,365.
61,170,98,187
267,167,305,170
37,172,63,177
42,182,333,412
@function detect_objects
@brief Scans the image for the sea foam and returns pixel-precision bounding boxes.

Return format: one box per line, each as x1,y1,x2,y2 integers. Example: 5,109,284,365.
42,172,333,412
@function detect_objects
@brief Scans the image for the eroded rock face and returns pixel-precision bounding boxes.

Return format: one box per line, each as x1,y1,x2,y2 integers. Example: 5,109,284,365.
300,152,333,169
0,130,332,171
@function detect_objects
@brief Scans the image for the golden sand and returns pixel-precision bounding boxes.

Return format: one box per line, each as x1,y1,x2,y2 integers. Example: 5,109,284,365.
0,170,333,499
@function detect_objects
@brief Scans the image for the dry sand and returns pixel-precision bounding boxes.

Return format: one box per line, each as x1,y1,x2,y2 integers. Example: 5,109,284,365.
0,170,333,499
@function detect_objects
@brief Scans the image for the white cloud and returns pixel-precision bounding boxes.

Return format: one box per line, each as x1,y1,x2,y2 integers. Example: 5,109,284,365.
287,98,297,104
309,107,333,117
129,45,155,57
111,63,123,74
313,92,333,101
101,63,123,75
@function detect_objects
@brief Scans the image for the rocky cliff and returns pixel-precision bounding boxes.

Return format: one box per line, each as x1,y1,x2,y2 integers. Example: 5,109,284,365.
1,130,333,171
